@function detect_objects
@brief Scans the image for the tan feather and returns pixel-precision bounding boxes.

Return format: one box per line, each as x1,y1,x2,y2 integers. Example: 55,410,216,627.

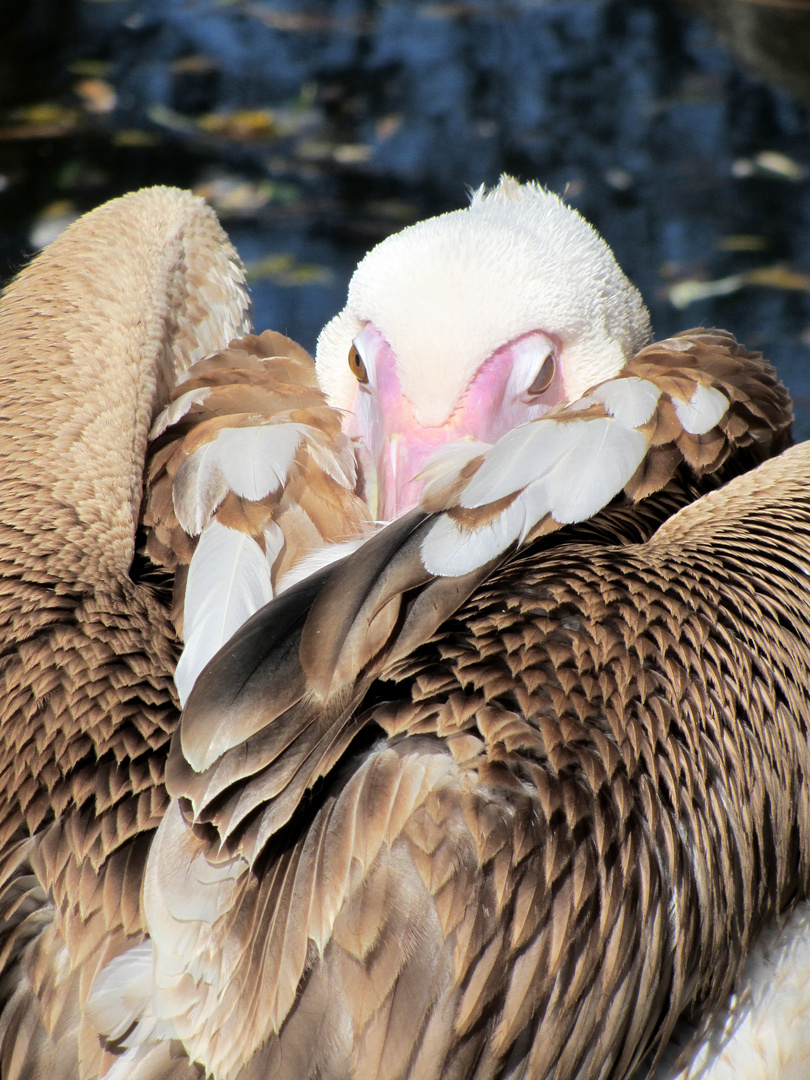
0,187,248,1076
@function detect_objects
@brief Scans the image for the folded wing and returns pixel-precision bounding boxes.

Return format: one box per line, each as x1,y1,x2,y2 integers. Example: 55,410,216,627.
142,331,372,703
124,332,801,1079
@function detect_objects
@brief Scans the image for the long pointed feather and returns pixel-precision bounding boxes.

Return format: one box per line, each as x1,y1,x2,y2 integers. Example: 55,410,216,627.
172,442,228,536
175,521,274,704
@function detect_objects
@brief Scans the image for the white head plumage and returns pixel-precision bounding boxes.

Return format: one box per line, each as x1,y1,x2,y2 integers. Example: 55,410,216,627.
316,176,651,426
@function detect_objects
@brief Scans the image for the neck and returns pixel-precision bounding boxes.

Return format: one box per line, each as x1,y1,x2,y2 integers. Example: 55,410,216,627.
0,187,249,585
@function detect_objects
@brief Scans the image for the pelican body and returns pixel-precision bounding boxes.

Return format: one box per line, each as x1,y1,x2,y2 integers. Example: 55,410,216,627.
0,182,807,1080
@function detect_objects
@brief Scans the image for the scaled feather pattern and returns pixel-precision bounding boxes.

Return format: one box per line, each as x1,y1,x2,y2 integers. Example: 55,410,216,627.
0,180,808,1080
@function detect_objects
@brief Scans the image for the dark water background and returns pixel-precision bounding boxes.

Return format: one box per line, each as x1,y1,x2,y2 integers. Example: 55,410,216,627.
2,0,810,432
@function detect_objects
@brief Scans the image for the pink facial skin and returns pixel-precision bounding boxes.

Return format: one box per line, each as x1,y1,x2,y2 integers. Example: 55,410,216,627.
345,323,568,519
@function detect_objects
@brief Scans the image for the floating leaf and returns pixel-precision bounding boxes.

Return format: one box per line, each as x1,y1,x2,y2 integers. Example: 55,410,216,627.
112,130,160,147
193,177,276,213
242,6,374,32
0,103,80,139
746,264,810,290
604,167,634,191
74,78,117,114
197,109,278,140
68,60,112,78
375,114,403,140
755,150,807,180
716,235,770,252
668,263,810,308
146,104,198,134
733,150,808,181
29,201,80,249
245,253,333,286
332,143,373,164
172,55,219,75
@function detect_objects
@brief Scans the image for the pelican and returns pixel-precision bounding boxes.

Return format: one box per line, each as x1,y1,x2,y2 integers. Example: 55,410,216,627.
0,180,807,1080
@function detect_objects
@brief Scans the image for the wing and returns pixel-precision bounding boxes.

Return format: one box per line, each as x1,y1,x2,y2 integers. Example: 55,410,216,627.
142,330,372,704
417,329,791,574
112,341,805,1078
168,328,792,831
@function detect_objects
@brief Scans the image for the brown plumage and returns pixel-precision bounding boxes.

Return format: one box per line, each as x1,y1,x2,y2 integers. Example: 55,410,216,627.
143,329,370,636
0,184,807,1080
157,421,803,1080
0,186,249,1079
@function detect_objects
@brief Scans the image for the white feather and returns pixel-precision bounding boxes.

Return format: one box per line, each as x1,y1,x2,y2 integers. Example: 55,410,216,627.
423,418,648,576
458,421,580,509
215,423,306,501
86,943,157,1043
174,521,274,704
459,416,646,513
149,386,211,441
421,498,528,577
417,439,493,503
589,376,661,427
674,383,728,435
543,419,648,523
276,537,369,593
173,441,228,536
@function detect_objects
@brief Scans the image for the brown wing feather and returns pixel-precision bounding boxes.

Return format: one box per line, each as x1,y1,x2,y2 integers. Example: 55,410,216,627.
172,332,792,849
0,185,801,1080
142,329,371,639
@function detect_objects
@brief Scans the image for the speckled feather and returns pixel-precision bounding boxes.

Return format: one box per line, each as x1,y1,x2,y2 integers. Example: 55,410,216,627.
141,330,371,706
143,329,370,634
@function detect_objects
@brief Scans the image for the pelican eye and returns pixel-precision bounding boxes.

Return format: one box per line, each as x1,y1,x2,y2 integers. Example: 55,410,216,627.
526,353,555,397
348,344,368,384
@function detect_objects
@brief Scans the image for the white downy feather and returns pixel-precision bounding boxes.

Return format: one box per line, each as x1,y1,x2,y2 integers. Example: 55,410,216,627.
174,520,281,704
